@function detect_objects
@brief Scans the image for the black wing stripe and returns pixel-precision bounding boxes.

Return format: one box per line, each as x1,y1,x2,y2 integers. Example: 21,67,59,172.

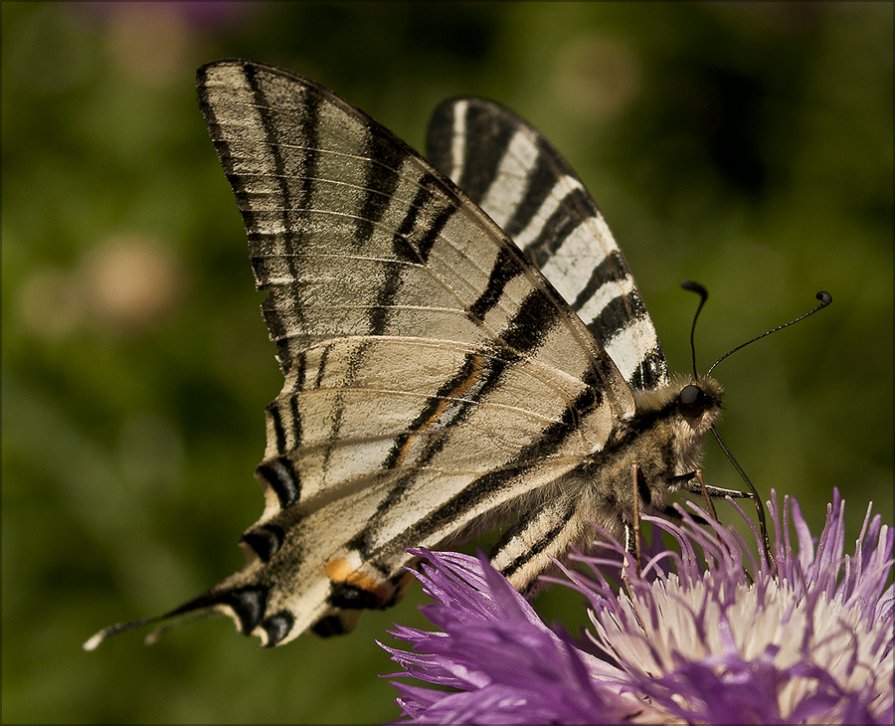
288,393,302,450
501,150,556,238
313,344,331,389
589,292,648,345
457,103,516,203
494,496,578,580
384,372,601,555
260,611,295,647
163,584,269,636
468,247,523,322
629,346,666,391
256,456,301,509
523,187,594,266
321,343,366,473
570,251,629,311
267,402,287,455
351,291,565,558
426,96,670,391
368,181,429,335
329,173,460,472
240,524,286,563
242,64,310,370
354,123,407,248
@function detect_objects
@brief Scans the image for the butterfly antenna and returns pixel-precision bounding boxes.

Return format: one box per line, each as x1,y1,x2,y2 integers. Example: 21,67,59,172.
707,291,832,377
682,287,832,570
681,281,709,378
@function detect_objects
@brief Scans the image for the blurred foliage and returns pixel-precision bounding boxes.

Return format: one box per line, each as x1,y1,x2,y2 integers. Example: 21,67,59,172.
2,2,892,723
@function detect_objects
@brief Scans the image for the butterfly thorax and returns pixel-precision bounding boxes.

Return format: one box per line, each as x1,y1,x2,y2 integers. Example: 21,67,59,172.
581,375,724,533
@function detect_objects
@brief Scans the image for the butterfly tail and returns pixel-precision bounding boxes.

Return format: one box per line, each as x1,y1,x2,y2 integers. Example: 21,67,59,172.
82,578,276,650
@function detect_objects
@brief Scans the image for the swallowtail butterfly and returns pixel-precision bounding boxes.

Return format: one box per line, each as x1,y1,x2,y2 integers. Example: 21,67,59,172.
86,60,787,650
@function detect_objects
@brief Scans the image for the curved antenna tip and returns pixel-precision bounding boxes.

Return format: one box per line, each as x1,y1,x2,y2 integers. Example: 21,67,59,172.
681,281,709,378
681,280,708,298
707,287,834,376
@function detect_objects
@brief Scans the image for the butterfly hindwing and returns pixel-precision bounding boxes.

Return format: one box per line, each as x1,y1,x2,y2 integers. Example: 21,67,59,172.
426,97,668,392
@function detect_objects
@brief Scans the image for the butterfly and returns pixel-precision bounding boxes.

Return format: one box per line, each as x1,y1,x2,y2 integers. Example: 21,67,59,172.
86,59,773,650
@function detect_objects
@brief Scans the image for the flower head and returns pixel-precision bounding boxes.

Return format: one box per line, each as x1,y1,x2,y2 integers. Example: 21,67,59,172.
382,491,893,724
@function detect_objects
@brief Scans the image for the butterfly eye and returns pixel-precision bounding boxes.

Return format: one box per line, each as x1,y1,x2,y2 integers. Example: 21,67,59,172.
678,384,706,419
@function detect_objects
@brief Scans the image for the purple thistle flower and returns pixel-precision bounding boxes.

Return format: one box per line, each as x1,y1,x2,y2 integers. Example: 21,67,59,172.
381,491,893,724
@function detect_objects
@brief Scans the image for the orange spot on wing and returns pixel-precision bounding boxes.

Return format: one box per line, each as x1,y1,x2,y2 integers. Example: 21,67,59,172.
325,557,388,599
324,557,354,582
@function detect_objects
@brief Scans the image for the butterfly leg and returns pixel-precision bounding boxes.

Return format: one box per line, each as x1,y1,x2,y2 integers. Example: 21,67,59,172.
671,470,772,568
678,479,755,501
671,470,754,500
619,463,648,598
681,468,718,519
672,469,756,522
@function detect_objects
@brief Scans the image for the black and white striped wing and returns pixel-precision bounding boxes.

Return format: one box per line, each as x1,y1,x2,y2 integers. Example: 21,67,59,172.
129,60,639,648
427,98,668,391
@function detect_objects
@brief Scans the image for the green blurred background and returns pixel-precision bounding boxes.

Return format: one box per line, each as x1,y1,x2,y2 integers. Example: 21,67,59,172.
2,2,892,723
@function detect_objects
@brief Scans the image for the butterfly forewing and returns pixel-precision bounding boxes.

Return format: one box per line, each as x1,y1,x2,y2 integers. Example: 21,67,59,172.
120,60,644,646
202,65,608,380
427,98,668,392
